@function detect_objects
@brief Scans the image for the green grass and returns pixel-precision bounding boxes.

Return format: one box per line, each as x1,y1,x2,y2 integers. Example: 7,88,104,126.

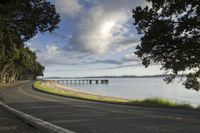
33,81,128,103
130,98,194,109
33,81,199,110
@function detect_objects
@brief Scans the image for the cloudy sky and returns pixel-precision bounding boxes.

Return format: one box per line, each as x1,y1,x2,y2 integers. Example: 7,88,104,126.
26,0,164,77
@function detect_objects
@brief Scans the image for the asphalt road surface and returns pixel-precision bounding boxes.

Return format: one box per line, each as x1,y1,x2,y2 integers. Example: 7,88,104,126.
0,81,200,133
0,107,41,133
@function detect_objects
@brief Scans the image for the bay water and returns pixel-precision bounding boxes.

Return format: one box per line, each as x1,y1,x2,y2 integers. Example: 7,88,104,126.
57,78,200,106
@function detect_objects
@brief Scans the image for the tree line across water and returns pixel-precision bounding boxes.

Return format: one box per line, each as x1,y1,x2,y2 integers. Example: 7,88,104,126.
0,0,60,86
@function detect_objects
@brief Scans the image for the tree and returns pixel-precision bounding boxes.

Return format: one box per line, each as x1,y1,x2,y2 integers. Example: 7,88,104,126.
0,0,60,41
0,0,60,85
132,0,200,90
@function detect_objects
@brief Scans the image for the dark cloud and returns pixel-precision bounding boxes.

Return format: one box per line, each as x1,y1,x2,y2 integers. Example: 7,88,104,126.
95,59,122,65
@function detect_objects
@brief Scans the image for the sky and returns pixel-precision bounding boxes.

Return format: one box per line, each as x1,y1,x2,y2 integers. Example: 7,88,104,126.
26,0,165,77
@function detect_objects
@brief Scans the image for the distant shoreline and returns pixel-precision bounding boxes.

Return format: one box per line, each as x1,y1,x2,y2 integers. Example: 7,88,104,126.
43,74,186,79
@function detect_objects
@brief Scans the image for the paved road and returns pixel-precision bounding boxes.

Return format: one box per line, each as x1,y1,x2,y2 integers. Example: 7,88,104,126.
0,81,200,133
0,108,41,133
0,83,41,133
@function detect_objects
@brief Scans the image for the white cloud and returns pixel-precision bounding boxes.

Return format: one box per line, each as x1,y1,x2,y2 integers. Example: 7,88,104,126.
54,0,82,16
46,45,60,56
36,44,91,66
66,0,146,54
122,53,140,62
26,0,153,76
38,44,61,65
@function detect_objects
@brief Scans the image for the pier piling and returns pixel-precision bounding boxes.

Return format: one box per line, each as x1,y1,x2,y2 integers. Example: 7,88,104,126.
48,79,109,85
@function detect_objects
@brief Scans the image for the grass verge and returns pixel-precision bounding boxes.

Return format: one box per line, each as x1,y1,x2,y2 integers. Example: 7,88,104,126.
33,81,127,103
130,98,194,109
33,81,198,110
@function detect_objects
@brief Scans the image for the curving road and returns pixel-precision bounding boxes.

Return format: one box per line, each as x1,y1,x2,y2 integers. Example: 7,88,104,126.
0,81,200,133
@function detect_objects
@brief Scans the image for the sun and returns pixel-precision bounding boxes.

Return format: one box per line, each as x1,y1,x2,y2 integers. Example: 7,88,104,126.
101,21,115,35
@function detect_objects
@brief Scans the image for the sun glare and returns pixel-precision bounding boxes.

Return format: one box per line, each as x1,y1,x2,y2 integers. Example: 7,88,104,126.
101,21,115,35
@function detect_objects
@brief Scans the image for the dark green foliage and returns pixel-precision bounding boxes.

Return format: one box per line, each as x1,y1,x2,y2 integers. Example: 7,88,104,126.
133,0,200,90
0,0,59,85
0,0,60,41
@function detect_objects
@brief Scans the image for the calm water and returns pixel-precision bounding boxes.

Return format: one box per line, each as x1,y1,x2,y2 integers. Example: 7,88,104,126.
58,78,200,106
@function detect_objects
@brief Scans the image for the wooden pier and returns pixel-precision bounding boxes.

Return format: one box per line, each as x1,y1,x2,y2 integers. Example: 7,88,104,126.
46,79,109,85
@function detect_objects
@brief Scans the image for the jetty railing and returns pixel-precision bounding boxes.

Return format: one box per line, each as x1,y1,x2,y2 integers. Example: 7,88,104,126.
45,79,109,85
